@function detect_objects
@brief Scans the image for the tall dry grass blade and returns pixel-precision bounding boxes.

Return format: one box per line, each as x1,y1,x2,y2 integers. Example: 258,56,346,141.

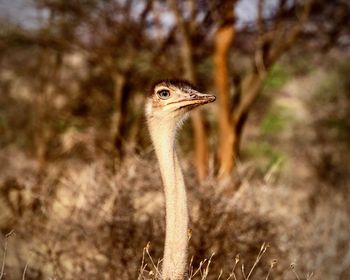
138,246,147,280
246,242,269,279
201,253,215,280
217,269,223,280
0,231,13,280
265,259,277,280
188,256,196,278
305,272,314,280
226,254,240,280
0,241,7,280
22,262,29,280
190,259,207,279
290,263,301,280
145,243,162,279
241,263,247,280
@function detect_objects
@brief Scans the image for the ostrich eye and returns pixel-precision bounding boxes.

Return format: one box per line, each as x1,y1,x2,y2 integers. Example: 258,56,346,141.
157,89,171,99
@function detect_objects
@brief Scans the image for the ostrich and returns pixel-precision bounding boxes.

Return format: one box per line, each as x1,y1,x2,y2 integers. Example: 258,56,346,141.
145,80,216,279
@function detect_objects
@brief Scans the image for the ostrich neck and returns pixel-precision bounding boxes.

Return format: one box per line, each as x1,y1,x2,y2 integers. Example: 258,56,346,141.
149,120,188,280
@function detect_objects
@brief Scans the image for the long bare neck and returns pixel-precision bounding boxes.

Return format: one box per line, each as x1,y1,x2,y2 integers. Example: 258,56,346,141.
148,120,188,280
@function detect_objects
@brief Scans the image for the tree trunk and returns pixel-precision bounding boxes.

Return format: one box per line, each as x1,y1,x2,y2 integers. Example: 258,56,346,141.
191,111,209,180
215,36,265,179
214,22,236,178
214,0,312,180
230,72,264,171
182,40,209,180
112,73,129,159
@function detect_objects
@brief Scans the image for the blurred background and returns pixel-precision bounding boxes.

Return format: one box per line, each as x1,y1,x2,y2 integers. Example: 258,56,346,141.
0,0,349,279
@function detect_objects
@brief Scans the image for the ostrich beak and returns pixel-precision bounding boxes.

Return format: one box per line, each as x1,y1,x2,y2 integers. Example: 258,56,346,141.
189,91,216,104
176,91,216,111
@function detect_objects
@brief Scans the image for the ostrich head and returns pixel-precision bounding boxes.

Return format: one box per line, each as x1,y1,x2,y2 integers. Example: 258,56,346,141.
145,80,216,125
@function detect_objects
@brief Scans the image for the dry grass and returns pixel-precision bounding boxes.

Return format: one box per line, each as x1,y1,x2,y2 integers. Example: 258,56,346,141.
0,146,349,279
138,242,281,280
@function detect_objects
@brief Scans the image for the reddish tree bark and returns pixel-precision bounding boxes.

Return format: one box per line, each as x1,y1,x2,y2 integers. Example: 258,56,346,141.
214,23,236,178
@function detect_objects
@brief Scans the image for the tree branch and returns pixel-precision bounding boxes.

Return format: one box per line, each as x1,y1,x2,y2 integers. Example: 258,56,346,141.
267,0,314,65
